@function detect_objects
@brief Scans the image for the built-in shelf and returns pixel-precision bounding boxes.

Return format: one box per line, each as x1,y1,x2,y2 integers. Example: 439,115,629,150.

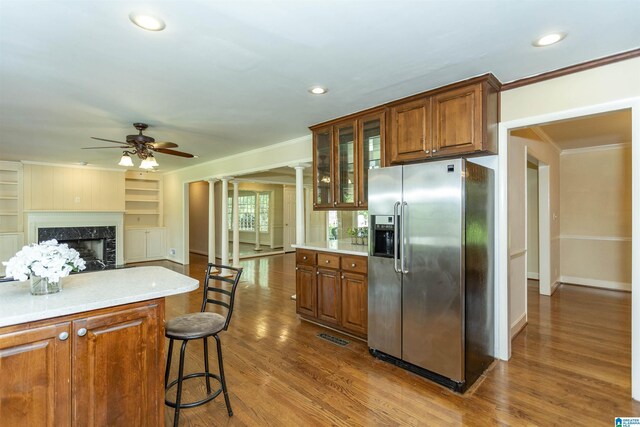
0,161,22,234
126,187,159,192
124,171,162,228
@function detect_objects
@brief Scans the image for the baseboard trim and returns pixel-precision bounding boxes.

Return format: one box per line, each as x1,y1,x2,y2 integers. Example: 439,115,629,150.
527,272,539,280
510,312,527,339
550,280,561,295
560,275,631,292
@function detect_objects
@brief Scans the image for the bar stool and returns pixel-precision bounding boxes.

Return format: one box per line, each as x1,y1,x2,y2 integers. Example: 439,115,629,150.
164,263,243,427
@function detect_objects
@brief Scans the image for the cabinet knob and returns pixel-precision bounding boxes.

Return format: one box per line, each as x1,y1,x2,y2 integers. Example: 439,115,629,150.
432,149,437,153
425,150,430,154
325,260,330,264
58,332,69,341
77,328,88,337
351,263,356,268
358,201,362,206
341,275,345,279
316,272,319,275
333,202,337,206
313,203,317,207
295,267,299,271
303,256,307,260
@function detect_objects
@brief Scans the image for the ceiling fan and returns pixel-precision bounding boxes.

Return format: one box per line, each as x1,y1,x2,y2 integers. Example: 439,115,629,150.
84,122,194,169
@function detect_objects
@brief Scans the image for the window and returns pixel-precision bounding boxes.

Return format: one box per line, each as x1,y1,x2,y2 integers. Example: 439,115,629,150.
227,193,270,232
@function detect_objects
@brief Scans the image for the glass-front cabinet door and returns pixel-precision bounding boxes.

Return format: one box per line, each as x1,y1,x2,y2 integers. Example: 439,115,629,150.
313,126,333,208
334,121,357,208
358,111,384,208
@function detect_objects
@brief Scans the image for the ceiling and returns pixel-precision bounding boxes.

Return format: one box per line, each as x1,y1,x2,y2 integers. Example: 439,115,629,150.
535,110,632,150
1,1,638,172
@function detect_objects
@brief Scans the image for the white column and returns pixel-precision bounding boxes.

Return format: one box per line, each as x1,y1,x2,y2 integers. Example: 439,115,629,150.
232,180,240,267
254,191,262,251
207,179,217,264
220,177,230,266
294,165,306,245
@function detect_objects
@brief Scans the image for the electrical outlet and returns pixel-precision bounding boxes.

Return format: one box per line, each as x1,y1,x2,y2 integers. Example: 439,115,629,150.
169,248,176,256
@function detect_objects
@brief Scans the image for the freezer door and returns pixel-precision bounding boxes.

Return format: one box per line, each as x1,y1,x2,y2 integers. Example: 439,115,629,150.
368,166,402,358
402,159,464,382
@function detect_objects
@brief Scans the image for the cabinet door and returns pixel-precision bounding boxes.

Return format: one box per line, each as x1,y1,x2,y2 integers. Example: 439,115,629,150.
313,126,333,209
334,121,357,208
389,98,431,164
341,272,368,336
72,302,163,426
317,268,341,325
296,264,317,317
432,83,482,157
0,322,71,427
357,112,384,209
145,228,165,260
124,228,147,262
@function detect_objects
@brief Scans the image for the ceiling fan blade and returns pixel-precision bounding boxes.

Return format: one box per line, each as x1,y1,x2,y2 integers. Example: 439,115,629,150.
91,137,129,144
153,148,195,158
82,146,130,149
149,142,178,149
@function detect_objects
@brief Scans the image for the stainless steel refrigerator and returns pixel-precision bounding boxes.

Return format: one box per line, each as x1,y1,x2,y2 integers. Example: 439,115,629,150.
368,158,494,392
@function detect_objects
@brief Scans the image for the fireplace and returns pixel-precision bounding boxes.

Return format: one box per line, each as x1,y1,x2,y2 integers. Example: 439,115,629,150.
26,211,124,268
38,226,116,271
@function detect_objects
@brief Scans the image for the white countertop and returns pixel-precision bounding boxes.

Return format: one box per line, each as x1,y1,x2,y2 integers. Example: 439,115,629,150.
292,239,368,256
0,266,199,328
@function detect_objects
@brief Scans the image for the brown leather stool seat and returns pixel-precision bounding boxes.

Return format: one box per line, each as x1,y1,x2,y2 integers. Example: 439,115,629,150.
164,263,243,427
166,312,226,340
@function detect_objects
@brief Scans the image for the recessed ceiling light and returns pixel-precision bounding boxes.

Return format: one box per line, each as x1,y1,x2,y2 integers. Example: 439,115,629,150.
309,86,328,95
533,32,566,47
129,12,166,31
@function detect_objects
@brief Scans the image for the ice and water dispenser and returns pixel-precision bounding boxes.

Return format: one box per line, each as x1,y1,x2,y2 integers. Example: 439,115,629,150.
371,215,396,258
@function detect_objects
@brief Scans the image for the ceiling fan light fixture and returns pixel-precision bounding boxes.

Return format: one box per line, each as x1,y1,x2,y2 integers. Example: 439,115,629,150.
129,12,166,31
146,154,159,167
119,152,134,167
139,158,155,169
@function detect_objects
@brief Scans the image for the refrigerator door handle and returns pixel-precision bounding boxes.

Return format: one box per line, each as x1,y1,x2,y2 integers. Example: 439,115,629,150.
393,201,401,273
401,201,408,273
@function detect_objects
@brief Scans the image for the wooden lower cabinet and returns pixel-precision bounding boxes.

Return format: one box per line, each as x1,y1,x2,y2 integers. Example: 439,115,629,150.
295,249,368,338
296,264,316,317
341,272,368,336
317,268,341,325
0,299,164,427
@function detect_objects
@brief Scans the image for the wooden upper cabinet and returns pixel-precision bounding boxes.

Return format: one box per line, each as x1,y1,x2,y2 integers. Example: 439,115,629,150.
311,108,385,210
358,112,384,209
432,83,482,157
386,75,500,165
389,98,431,164
313,126,333,209
334,121,357,208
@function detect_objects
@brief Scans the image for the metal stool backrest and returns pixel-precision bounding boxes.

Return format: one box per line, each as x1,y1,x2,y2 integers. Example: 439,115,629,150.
200,263,243,332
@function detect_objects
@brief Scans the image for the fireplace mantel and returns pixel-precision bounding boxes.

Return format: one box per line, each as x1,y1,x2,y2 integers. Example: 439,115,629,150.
25,211,124,265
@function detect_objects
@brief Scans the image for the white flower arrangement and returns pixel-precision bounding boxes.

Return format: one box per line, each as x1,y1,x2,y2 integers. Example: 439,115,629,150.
3,239,86,282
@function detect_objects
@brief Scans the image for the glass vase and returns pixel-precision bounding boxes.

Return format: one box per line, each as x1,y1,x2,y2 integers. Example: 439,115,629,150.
30,275,62,295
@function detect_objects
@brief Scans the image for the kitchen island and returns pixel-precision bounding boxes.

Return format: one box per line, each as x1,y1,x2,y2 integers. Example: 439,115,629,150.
0,266,198,427
292,240,369,339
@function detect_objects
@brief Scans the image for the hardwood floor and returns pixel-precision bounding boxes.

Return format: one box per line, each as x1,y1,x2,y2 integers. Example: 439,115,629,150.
139,254,640,426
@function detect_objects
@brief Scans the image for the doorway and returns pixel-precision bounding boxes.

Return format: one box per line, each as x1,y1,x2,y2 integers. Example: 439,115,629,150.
283,186,296,252
188,181,209,258
503,107,635,396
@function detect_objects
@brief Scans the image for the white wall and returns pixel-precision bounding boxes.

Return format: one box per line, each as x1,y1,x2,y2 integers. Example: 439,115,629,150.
163,135,311,264
527,162,539,279
188,181,209,255
560,144,632,290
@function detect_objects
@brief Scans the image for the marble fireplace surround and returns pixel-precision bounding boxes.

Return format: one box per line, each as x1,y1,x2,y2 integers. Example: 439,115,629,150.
25,212,124,266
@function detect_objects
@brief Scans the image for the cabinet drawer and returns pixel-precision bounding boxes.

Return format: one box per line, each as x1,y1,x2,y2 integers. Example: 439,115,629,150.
317,252,340,269
296,249,316,266
342,255,368,274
